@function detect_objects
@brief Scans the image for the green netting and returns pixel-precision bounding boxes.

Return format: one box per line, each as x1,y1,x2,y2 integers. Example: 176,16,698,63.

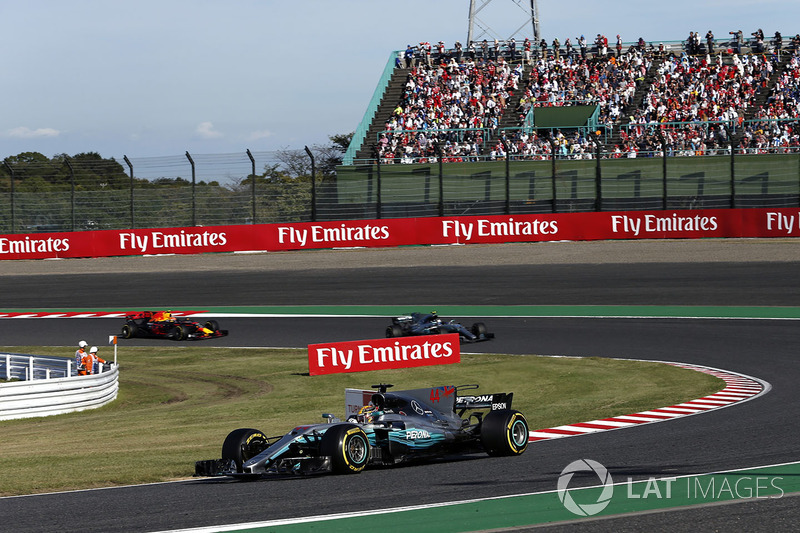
734,154,800,207
599,158,664,198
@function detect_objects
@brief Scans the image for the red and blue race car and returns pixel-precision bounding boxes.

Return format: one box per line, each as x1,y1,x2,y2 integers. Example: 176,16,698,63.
120,311,228,341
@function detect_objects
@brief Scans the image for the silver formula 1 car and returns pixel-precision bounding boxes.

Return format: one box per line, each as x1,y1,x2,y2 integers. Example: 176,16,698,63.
385,312,494,342
194,384,528,478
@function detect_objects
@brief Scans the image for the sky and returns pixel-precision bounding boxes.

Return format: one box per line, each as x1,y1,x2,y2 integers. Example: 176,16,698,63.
2,0,799,161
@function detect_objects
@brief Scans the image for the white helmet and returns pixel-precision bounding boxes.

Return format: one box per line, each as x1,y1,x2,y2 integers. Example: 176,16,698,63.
79,340,88,348
90,346,98,353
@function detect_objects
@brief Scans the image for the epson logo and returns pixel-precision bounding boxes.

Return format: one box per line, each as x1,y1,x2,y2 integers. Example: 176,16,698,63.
492,402,507,410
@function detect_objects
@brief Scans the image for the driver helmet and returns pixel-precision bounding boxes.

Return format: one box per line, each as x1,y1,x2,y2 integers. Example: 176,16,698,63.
357,405,383,424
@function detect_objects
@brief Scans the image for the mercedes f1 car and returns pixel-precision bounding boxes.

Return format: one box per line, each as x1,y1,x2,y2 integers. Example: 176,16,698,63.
385,312,494,342
120,311,228,341
194,384,528,478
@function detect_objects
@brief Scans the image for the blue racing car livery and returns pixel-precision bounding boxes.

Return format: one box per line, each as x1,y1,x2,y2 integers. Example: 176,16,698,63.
194,384,528,478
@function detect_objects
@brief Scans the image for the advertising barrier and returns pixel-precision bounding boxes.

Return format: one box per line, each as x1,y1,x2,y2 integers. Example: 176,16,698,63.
1,208,799,261
308,334,461,376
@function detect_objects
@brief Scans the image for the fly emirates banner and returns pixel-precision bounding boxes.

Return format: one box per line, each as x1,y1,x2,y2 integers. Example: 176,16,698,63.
2,208,800,260
308,334,461,376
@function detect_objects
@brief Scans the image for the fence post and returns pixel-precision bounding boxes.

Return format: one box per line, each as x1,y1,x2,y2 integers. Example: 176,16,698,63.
550,138,558,213
657,133,668,210
123,156,134,229
2,159,14,233
437,143,444,217
65,157,75,231
594,136,602,211
501,137,510,214
246,149,256,224
373,145,382,219
185,151,196,226
304,146,317,222
725,126,736,208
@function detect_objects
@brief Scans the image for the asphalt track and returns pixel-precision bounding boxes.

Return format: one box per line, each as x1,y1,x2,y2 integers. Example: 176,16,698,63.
0,240,799,532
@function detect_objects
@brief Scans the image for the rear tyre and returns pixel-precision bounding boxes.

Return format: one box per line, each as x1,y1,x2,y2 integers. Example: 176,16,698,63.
386,325,403,338
320,424,370,474
121,324,137,339
471,322,487,337
221,428,269,473
480,409,529,457
204,320,220,331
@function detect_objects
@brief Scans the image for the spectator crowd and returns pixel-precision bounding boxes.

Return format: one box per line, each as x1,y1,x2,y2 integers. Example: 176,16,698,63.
377,31,800,163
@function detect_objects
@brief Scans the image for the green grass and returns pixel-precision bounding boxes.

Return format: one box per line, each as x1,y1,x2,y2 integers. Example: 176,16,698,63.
0,346,723,497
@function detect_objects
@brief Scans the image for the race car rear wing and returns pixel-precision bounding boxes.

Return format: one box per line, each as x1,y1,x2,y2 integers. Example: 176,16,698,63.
455,392,514,412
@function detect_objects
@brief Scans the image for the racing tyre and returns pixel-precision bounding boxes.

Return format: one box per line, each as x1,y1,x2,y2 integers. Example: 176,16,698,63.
471,322,487,337
480,409,529,457
320,424,370,474
221,428,269,473
386,325,403,338
171,325,187,341
204,320,220,332
121,324,137,339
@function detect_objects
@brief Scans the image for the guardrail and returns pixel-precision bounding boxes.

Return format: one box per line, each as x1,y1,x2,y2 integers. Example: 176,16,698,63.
0,353,118,421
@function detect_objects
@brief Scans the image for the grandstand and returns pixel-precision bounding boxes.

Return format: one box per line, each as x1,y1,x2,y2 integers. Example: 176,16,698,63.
344,32,800,164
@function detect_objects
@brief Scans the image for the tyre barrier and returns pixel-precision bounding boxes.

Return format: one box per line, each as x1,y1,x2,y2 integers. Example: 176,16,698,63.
0,353,118,421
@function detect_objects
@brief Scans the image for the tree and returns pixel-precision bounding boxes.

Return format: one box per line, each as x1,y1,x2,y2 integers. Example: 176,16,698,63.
269,132,354,180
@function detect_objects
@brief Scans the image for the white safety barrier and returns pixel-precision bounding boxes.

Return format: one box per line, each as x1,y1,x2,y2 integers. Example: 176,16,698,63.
0,353,119,421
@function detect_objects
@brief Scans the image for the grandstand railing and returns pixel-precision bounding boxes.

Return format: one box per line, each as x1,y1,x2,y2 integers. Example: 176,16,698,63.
343,50,401,166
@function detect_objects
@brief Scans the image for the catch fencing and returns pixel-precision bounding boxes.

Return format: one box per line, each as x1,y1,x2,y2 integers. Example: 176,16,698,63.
3,149,800,234
0,353,118,421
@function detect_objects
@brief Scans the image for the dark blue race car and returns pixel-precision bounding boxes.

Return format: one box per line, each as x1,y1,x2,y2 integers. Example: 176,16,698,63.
385,312,494,342
194,384,528,478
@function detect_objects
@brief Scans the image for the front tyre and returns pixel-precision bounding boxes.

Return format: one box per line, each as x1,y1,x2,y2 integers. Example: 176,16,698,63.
171,325,187,341
480,409,529,457
471,322,487,337
320,424,370,474
221,428,269,473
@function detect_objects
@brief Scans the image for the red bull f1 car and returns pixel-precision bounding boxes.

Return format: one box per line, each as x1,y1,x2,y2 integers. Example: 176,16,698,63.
385,312,494,342
120,311,228,341
194,384,528,478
